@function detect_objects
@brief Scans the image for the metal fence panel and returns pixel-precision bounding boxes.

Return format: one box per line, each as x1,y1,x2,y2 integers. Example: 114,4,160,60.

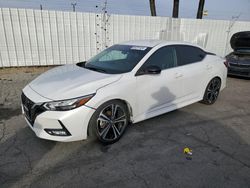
0,8,250,67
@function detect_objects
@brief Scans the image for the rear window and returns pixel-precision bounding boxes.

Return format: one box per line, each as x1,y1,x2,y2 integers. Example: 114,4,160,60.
175,45,206,66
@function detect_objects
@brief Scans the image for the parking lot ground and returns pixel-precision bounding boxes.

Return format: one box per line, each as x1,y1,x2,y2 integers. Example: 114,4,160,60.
0,67,250,188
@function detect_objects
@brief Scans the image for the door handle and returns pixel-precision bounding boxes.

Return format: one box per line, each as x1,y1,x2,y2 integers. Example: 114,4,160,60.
175,73,183,78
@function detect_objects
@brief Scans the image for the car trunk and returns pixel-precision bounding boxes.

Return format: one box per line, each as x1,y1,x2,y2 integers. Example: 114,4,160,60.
230,31,250,50
227,31,250,62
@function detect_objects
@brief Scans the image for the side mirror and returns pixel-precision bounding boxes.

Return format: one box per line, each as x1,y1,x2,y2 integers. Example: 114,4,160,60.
145,65,161,75
135,65,161,76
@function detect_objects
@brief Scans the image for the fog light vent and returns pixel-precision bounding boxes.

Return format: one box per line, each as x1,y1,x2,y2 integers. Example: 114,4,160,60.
44,120,71,136
45,129,68,136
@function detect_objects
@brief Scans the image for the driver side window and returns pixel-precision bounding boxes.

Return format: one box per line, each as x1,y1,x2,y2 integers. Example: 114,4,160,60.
141,46,177,70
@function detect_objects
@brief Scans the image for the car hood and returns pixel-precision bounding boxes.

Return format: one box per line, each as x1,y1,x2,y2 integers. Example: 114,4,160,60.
28,64,122,100
230,31,250,50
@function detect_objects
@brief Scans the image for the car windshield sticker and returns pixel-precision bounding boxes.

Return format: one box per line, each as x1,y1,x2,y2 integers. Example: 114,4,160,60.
131,46,147,51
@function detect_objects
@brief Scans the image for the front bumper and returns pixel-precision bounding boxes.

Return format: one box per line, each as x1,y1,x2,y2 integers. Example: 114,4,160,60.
22,104,95,142
21,86,96,142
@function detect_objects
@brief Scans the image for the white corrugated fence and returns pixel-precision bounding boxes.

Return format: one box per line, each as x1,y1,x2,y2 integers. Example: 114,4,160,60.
0,8,250,67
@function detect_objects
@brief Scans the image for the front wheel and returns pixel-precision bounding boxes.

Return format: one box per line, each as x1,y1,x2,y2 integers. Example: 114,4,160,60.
202,77,221,105
88,100,129,144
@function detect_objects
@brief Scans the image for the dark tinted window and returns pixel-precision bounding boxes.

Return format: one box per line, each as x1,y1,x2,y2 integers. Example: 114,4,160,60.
175,45,206,66
141,46,177,70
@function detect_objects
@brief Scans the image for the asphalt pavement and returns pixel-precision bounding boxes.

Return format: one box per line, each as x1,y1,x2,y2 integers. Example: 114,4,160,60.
0,68,250,188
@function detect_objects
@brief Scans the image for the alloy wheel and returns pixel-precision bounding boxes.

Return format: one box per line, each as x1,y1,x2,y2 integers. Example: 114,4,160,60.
206,78,221,104
96,104,127,142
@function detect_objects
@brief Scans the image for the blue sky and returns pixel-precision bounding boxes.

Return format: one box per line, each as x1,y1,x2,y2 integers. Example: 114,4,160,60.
0,0,249,21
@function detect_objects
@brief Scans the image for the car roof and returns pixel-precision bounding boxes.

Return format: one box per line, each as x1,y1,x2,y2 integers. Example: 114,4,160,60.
119,40,164,47
119,39,204,49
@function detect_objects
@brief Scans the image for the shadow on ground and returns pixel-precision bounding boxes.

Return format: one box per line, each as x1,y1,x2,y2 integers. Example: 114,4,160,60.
0,107,21,120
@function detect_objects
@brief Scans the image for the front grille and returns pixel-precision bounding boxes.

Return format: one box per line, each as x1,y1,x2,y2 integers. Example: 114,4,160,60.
21,93,46,125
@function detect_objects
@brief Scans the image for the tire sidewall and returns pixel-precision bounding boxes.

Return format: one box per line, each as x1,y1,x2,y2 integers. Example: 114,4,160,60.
88,100,129,144
202,77,221,105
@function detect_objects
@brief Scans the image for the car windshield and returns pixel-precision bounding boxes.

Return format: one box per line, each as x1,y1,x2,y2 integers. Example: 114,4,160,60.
83,45,151,74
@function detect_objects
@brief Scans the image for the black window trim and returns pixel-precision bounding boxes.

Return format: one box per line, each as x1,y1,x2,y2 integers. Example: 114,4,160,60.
135,44,208,76
135,45,178,76
173,44,207,67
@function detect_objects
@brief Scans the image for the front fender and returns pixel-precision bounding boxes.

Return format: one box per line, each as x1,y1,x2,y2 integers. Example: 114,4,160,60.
86,75,137,120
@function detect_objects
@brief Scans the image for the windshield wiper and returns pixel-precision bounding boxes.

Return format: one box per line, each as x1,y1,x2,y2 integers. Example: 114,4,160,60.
85,66,107,73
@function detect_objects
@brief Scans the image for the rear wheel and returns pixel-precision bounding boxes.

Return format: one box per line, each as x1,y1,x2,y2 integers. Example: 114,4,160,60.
202,77,221,105
88,100,129,144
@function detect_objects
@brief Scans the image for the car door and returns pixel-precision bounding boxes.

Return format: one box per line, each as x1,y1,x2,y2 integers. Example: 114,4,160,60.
135,46,183,120
174,45,208,101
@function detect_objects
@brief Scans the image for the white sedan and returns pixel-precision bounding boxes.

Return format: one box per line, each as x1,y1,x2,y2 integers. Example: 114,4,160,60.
21,40,227,144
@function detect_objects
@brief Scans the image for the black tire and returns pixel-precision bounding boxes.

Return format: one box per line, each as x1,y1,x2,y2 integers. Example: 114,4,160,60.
88,100,129,144
202,77,221,105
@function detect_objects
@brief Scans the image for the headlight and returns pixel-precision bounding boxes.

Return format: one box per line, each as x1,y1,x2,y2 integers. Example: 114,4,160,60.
43,94,94,111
